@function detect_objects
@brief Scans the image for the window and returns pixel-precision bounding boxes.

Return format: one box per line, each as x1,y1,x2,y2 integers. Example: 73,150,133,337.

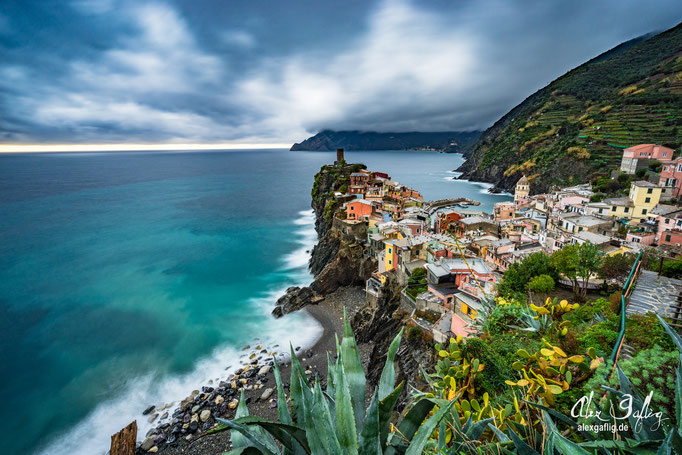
350,206,354,210
645,197,651,203
388,260,392,265
647,188,653,194
666,234,672,242
642,209,647,215
666,219,670,224
611,206,616,212
678,164,682,172
624,207,629,213
599,209,603,214
388,248,392,253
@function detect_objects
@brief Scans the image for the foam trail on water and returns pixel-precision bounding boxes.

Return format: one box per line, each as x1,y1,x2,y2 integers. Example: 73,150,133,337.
35,209,323,455
282,210,317,271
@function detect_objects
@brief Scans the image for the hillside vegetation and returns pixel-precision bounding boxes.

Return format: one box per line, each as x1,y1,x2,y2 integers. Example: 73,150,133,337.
458,22,682,194
291,130,481,153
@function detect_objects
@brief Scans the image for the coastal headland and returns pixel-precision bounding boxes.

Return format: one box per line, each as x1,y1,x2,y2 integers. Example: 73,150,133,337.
131,158,438,455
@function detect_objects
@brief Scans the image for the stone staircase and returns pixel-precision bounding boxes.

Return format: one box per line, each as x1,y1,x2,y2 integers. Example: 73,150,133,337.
618,270,682,363
626,270,682,319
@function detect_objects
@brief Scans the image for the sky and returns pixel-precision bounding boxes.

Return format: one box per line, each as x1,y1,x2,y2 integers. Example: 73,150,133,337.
1,0,681,147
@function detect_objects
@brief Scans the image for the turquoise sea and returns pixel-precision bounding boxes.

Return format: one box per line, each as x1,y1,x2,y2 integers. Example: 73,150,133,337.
0,149,511,455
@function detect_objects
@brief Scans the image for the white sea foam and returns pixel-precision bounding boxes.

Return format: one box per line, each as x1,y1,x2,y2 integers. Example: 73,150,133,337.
36,210,323,455
468,180,513,196
282,210,317,271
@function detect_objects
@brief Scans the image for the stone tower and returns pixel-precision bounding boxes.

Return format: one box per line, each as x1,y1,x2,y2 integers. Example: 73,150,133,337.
514,175,530,203
335,148,345,164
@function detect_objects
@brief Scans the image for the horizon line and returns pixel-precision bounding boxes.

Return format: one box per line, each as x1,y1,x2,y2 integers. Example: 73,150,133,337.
0,142,293,153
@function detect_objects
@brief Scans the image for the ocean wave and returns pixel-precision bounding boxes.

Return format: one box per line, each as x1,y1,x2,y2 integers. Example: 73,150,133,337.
281,210,317,271
35,209,323,455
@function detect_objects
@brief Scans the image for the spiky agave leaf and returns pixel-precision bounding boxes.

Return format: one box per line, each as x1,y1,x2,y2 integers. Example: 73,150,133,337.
341,308,367,432
378,327,404,401
384,399,435,455
288,344,311,426
334,359,359,454
404,399,456,455
310,378,343,454
357,389,381,455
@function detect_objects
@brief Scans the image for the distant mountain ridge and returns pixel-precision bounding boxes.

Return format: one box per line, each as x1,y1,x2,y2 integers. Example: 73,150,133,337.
458,23,682,194
291,130,482,153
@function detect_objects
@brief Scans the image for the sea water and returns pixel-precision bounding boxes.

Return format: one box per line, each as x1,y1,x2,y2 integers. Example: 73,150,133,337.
0,149,511,454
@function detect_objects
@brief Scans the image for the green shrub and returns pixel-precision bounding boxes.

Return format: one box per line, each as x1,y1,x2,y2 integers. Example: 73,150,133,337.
461,338,514,395
486,302,524,335
566,297,614,324
585,345,679,418
662,260,682,279
576,319,619,356
626,313,676,351
528,274,555,294
407,325,423,341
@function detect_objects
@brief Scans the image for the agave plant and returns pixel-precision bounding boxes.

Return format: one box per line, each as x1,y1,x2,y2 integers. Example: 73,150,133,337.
209,311,455,455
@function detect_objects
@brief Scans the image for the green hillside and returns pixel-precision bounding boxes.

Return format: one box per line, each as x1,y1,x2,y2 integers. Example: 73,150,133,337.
458,23,682,194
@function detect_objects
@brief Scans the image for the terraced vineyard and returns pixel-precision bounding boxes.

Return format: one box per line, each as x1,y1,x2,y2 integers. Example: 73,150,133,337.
458,23,682,194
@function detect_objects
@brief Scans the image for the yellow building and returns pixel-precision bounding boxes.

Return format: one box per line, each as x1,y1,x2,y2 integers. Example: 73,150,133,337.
514,175,530,203
605,181,662,223
382,230,405,272
629,181,661,220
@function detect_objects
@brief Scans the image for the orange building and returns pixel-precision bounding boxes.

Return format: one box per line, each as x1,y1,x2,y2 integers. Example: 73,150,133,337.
345,199,374,221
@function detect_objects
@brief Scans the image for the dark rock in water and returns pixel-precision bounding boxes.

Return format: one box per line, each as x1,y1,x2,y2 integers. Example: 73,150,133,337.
183,414,191,423
167,433,176,444
143,405,156,415
154,434,166,444
271,286,318,317
189,421,199,432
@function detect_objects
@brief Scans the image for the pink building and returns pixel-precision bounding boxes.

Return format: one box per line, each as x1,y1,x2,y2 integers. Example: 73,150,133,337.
660,158,682,199
652,206,682,243
558,194,589,211
625,232,656,246
660,230,682,248
621,144,675,174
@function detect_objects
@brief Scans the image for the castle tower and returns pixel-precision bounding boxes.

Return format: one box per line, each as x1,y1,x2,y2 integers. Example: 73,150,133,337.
514,175,530,203
335,148,345,164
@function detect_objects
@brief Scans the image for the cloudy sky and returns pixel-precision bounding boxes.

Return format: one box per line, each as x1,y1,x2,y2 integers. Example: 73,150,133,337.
1,0,681,146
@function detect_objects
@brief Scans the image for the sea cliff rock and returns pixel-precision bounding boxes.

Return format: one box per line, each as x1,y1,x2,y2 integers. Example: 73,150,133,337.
352,275,432,409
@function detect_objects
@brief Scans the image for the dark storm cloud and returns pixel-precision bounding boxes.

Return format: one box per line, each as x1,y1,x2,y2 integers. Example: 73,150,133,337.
1,0,681,144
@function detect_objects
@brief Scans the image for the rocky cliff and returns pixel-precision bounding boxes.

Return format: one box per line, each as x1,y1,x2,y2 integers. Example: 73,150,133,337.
272,161,374,317
272,161,432,400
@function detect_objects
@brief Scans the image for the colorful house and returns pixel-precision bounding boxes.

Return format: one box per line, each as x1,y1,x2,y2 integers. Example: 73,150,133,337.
628,181,662,221
620,144,675,174
659,158,682,199
345,199,374,221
